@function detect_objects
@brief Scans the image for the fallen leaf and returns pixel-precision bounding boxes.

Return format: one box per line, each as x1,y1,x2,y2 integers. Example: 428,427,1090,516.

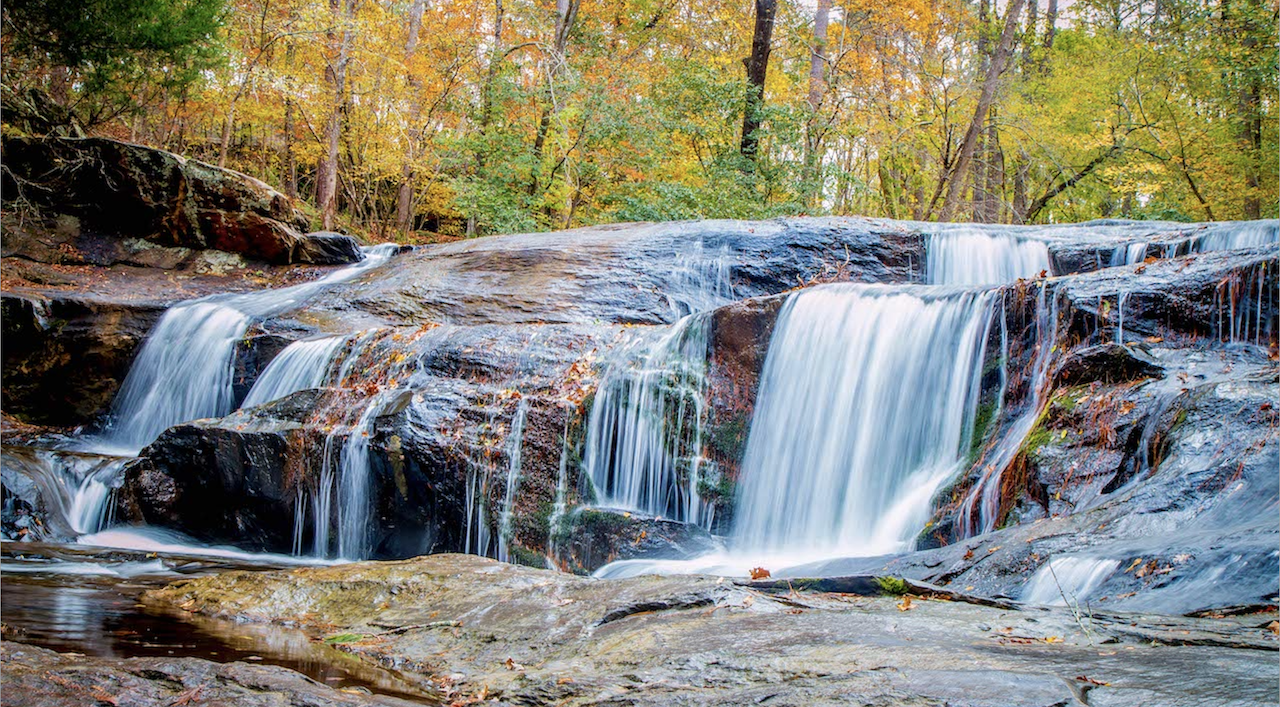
749,567,771,580
1075,674,1110,686
505,658,524,671
963,549,975,560
897,596,913,612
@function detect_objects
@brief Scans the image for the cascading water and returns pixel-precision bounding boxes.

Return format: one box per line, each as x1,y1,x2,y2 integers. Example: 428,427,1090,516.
581,314,714,529
241,336,347,409
1110,242,1149,267
1021,556,1119,606
496,398,529,563
94,244,398,453
731,284,999,560
926,229,1051,285
1193,221,1279,252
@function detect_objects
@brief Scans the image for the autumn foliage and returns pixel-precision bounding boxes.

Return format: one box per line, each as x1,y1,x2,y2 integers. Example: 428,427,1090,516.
2,0,1275,241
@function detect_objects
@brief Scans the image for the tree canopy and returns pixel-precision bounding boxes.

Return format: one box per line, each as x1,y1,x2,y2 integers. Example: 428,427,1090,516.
2,0,1275,239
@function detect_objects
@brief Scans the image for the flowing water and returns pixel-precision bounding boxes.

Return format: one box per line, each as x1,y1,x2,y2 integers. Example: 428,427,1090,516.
1020,556,1119,606
581,314,714,529
93,245,398,454
496,398,529,564
926,229,1051,285
240,335,348,409
731,285,999,560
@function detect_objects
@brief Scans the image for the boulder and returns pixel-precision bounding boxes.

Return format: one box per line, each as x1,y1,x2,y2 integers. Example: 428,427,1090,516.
1,137,311,265
296,231,364,265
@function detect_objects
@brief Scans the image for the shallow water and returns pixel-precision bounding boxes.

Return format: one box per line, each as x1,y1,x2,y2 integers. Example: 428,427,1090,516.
0,543,437,703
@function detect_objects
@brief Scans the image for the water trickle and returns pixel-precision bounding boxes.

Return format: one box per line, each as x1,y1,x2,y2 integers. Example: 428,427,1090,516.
496,398,529,563
241,336,347,409
926,230,1051,285
1021,556,1119,606
582,315,713,529
1214,263,1276,347
731,284,1000,559
1110,242,1149,267
664,238,736,318
94,245,398,453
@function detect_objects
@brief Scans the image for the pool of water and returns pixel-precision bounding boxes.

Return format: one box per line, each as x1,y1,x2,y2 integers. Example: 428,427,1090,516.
0,543,437,703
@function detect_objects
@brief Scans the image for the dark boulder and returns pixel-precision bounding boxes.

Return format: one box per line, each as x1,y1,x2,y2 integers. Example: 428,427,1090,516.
1054,342,1164,386
556,507,719,574
1,292,165,426
296,231,364,265
1,137,311,265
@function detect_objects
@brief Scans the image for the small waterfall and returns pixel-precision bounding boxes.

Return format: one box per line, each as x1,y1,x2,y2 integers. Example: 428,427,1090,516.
241,336,347,409
664,238,735,318
95,244,398,453
496,398,529,563
958,284,1059,536
1116,290,1130,344
1214,262,1275,347
1109,242,1148,267
1,449,131,539
1021,556,1119,606
546,418,572,564
926,230,1051,285
1193,221,1279,252
731,284,999,559
582,314,713,529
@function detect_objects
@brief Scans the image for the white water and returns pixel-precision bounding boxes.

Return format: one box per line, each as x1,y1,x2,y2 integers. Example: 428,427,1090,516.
241,336,347,408
926,229,1051,285
496,398,529,563
732,284,998,559
1021,556,1119,606
581,315,713,529
1193,221,1279,253
664,238,736,318
1109,242,1148,267
93,244,397,454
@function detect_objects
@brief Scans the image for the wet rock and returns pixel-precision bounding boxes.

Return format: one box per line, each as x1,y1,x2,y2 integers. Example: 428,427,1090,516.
1,292,165,426
296,232,364,265
143,553,1280,706
1,136,311,265
556,508,719,574
1054,342,1164,386
0,641,423,706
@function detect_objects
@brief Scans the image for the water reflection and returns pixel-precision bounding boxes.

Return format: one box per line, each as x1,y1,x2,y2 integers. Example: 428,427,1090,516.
1,549,437,703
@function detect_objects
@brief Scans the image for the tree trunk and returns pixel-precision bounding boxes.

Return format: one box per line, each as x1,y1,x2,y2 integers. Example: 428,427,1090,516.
529,0,580,201
740,0,778,163
970,0,991,222
937,0,1027,222
317,0,356,231
1043,0,1058,51
396,0,428,234
801,0,831,207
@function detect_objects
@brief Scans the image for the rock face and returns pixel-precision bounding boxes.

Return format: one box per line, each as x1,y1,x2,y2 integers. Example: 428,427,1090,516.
0,137,361,266
141,553,1280,706
0,292,165,426
4,208,1277,616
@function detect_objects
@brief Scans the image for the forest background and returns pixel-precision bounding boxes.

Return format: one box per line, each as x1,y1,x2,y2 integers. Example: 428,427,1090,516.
2,0,1276,242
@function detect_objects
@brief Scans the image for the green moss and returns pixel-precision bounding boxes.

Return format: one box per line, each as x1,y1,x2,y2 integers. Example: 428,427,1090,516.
874,576,909,596
508,543,546,568
323,633,363,644
967,401,998,464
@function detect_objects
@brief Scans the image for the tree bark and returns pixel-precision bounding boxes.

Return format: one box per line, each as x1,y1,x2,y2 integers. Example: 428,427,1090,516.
740,0,778,163
529,0,579,201
937,0,1026,222
1043,0,1058,51
317,0,356,231
801,0,831,207
1024,144,1121,223
396,0,428,233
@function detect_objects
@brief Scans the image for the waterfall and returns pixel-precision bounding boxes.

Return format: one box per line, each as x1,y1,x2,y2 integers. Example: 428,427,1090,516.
241,336,347,409
94,244,398,453
926,230,1051,285
1214,262,1275,347
581,314,713,529
664,238,735,318
1193,221,1279,253
496,398,529,563
731,284,999,559
1109,242,1149,267
1021,556,1119,606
